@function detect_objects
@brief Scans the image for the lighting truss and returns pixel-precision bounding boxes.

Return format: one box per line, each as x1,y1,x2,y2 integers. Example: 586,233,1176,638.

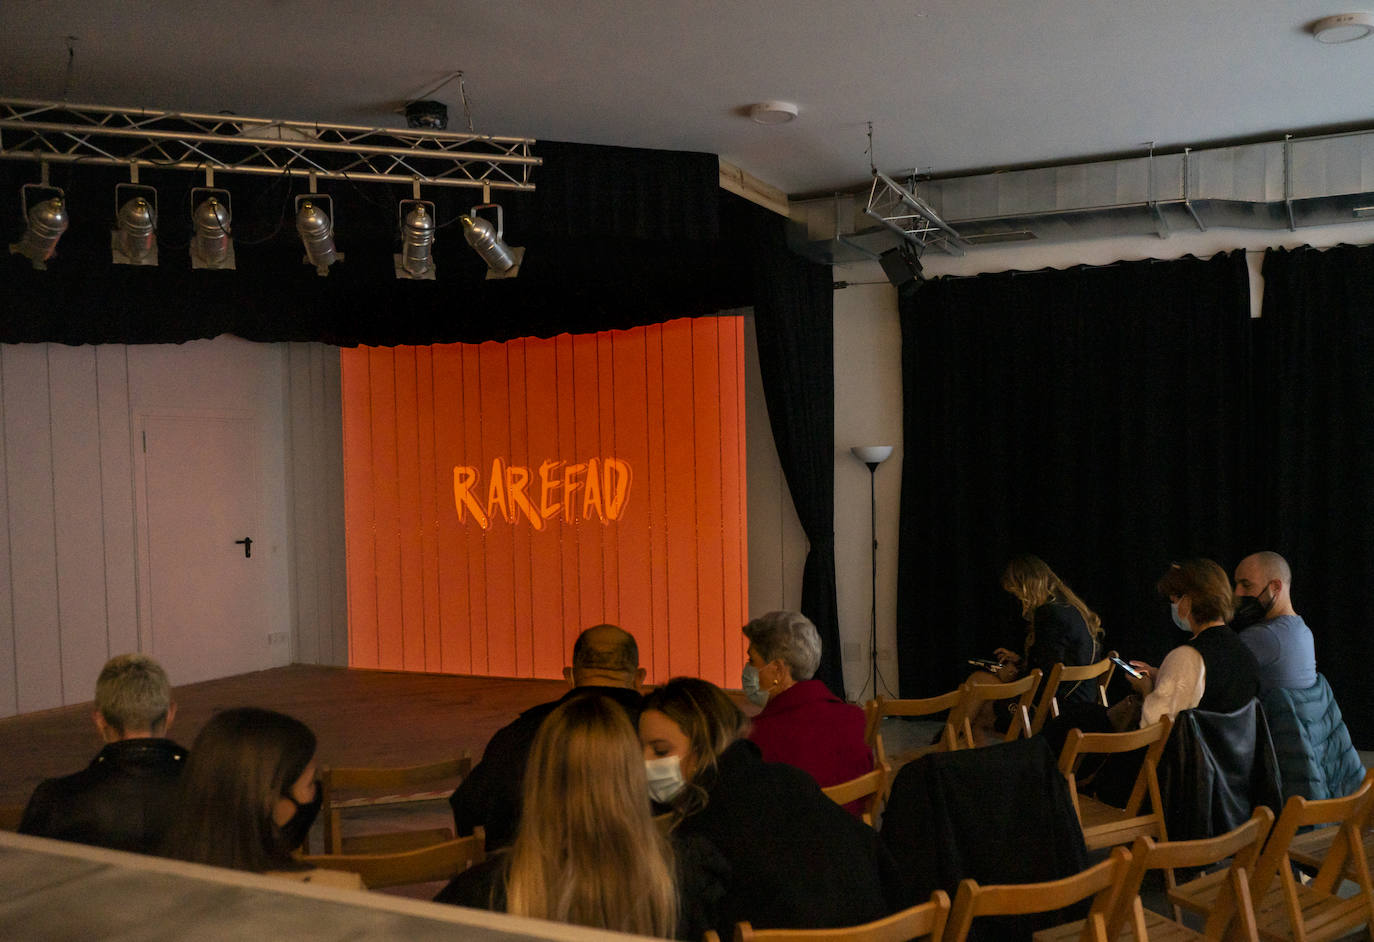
0,99,540,191
864,171,964,256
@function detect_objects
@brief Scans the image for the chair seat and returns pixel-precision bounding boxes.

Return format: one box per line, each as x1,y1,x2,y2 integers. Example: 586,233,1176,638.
1287,824,1374,882
1077,794,1164,849
1172,868,1370,942
1034,907,1208,942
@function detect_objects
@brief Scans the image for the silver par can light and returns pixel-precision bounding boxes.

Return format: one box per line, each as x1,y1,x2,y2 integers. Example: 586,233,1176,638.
112,183,159,265
10,185,69,270
295,195,341,275
190,187,235,270
396,199,436,280
461,203,523,278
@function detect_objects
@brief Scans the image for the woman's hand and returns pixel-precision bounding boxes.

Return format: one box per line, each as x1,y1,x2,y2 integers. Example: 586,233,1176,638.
1125,661,1156,695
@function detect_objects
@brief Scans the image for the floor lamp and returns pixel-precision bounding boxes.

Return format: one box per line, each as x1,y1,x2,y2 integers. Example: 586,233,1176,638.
852,445,894,703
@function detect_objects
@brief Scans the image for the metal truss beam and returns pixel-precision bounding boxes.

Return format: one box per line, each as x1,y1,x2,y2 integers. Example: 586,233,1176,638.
0,99,540,191
864,171,964,256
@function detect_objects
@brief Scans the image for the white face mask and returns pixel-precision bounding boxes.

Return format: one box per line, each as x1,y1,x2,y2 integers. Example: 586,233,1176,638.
741,663,769,706
1170,600,1191,632
644,754,687,804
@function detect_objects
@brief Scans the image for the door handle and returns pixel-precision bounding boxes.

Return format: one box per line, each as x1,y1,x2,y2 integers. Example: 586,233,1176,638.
235,537,253,558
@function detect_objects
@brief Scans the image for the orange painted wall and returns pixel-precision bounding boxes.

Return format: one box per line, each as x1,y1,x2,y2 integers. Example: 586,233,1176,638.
340,316,749,687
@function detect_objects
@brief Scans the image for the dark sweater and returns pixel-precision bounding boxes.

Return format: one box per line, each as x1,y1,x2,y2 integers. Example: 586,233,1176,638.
1185,625,1260,713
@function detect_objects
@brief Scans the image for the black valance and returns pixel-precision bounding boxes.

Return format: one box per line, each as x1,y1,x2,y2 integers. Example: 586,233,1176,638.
0,141,747,346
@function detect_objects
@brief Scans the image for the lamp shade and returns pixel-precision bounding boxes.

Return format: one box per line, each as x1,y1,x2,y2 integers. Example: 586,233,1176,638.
851,445,894,465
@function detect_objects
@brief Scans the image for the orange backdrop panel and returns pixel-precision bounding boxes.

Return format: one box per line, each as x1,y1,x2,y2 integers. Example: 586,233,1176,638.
340,316,749,687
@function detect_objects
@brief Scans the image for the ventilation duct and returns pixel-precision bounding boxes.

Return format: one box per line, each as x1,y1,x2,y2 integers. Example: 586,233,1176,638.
787,129,1374,263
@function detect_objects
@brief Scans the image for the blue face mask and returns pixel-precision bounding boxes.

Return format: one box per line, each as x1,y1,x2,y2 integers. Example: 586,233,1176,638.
741,663,769,706
1170,600,1190,632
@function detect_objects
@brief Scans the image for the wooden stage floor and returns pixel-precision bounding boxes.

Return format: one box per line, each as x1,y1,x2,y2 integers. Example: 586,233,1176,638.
0,665,572,807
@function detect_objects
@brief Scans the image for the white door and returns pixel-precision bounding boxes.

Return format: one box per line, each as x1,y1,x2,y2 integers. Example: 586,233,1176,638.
136,412,267,686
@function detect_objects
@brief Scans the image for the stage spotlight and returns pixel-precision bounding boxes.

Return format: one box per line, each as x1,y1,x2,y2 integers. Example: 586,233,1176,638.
9,185,68,270
395,199,436,280
112,183,158,266
190,188,235,270
295,195,341,276
461,203,523,278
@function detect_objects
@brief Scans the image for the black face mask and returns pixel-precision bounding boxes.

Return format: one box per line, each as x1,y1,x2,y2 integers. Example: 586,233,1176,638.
1231,588,1274,631
276,786,322,854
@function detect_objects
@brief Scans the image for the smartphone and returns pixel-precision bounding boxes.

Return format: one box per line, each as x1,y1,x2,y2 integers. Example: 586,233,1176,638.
967,657,1002,670
1109,655,1144,679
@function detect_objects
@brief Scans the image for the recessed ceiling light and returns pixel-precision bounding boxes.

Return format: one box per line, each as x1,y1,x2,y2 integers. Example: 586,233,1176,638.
749,101,799,125
1311,12,1374,43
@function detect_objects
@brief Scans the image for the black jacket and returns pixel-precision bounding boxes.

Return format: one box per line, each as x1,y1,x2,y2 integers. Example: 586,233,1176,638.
449,685,644,849
18,738,187,853
674,739,901,939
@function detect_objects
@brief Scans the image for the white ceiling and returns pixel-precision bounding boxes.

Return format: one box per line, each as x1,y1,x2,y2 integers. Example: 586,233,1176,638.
3,1,1372,197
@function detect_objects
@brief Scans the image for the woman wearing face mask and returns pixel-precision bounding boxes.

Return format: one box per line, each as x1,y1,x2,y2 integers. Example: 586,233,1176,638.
437,693,692,938
641,677,900,940
740,611,872,811
1124,559,1261,727
159,707,361,888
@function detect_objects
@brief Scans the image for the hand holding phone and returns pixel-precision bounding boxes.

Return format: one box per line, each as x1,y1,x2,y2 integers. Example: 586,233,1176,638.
1109,654,1145,680
967,657,1002,671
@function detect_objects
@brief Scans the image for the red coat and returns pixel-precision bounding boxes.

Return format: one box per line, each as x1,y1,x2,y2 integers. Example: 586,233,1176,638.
747,679,873,812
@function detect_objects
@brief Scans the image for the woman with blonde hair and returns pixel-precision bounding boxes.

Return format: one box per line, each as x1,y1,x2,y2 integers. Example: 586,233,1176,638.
991,554,1104,706
437,692,679,938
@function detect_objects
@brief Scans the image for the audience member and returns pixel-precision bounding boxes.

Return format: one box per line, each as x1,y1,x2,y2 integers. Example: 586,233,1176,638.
19,654,186,853
741,611,871,806
437,694,685,938
1231,550,1317,693
450,623,645,849
640,677,899,940
160,707,361,888
1124,559,1260,726
992,554,1103,704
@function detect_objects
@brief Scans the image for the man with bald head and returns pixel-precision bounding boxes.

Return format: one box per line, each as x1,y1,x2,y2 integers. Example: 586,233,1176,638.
449,623,645,849
1232,551,1317,694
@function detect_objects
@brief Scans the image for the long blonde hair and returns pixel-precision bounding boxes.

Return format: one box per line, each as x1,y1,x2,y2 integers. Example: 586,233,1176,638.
504,693,678,937
1000,554,1103,646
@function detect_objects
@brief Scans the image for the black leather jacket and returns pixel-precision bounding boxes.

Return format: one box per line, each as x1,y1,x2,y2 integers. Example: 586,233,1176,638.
18,738,187,853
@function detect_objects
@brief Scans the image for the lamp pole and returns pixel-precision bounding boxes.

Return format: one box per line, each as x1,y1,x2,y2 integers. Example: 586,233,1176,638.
851,445,893,702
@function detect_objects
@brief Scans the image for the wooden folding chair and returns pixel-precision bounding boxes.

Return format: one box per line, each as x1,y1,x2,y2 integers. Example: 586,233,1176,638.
320,752,472,854
950,669,1042,749
944,846,1132,942
0,804,25,832
300,827,485,890
864,689,963,774
1030,656,1115,735
821,763,891,826
1285,769,1374,882
1058,716,1172,852
702,889,949,942
1169,769,1374,942
1037,808,1272,942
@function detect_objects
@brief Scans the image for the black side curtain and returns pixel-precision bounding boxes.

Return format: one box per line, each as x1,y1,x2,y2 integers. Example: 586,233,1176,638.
749,204,845,698
896,252,1257,701
1257,244,1374,745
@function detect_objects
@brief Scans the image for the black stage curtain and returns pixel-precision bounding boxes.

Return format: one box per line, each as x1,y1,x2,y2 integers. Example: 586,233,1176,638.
0,141,749,346
1259,244,1374,746
896,252,1257,703
750,204,845,698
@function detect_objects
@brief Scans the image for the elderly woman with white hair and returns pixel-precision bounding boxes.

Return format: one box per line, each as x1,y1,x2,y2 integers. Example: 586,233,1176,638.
742,611,872,811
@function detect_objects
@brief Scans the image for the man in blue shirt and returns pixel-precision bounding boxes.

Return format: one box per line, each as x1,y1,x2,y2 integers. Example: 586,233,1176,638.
1232,551,1317,693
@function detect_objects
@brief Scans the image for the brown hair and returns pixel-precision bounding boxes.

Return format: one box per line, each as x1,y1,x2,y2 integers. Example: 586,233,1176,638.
504,694,677,937
160,707,316,873
1157,558,1234,624
1000,554,1103,644
640,677,747,818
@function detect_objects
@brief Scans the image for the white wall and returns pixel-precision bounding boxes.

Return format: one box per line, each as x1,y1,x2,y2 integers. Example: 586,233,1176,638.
0,337,296,717
824,220,1374,699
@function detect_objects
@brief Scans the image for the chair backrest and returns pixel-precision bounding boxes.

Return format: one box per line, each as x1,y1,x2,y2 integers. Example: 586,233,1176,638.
944,846,1131,942
821,763,890,826
865,689,964,768
320,753,472,854
724,890,949,942
300,827,485,889
951,669,1042,748
1058,716,1173,824
1246,768,1374,930
1031,656,1115,734
1111,807,1273,940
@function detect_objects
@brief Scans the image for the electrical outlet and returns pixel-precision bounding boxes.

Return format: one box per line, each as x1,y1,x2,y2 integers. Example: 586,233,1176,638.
268,632,288,648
